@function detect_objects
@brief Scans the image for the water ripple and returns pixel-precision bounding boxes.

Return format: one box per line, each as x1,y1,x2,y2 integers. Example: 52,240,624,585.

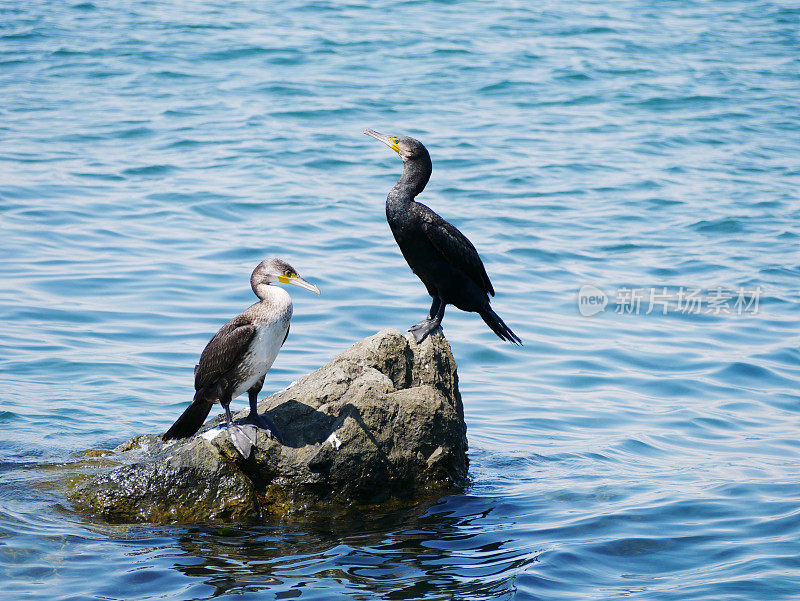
2,0,800,599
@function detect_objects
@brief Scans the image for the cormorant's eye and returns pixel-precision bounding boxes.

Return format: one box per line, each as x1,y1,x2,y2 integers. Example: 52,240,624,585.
393,139,399,145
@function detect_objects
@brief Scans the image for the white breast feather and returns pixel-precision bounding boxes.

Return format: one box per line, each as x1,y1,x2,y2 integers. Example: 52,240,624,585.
231,289,292,399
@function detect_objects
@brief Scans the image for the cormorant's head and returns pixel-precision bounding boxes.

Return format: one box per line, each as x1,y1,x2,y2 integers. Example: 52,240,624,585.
363,129,429,163
251,258,320,297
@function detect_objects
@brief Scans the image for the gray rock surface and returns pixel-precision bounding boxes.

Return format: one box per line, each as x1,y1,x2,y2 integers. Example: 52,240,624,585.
69,328,468,523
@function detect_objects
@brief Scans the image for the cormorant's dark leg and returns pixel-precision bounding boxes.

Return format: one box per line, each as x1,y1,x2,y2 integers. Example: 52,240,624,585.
242,387,285,444
221,397,234,428
428,297,442,319
432,298,445,326
409,298,446,344
247,388,260,420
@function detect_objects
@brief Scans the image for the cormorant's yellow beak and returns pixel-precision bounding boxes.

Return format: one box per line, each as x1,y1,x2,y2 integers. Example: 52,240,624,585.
279,274,321,295
363,129,400,154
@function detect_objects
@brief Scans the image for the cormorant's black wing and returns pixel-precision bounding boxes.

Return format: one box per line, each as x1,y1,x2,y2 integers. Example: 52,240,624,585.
194,314,256,391
418,205,495,296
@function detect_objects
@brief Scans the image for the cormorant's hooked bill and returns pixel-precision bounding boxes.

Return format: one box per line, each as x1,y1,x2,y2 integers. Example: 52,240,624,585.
364,129,521,345
162,258,320,458
363,129,401,154
278,272,320,295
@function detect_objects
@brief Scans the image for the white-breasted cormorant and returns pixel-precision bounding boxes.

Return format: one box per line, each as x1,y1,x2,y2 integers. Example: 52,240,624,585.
162,258,320,457
364,129,521,345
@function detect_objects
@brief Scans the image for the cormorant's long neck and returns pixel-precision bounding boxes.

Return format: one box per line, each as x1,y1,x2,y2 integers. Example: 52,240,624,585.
252,282,291,309
388,153,432,205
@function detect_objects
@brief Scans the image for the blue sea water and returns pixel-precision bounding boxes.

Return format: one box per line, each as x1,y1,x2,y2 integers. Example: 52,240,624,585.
2,0,800,598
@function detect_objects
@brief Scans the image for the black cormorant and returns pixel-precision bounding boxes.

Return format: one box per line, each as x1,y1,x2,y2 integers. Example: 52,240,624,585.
364,129,521,345
162,258,320,457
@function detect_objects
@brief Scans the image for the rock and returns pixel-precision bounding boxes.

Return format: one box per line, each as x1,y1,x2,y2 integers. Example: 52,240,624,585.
69,328,468,523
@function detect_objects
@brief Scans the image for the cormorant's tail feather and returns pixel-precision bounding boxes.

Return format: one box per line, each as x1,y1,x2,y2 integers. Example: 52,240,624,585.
162,400,213,441
480,306,522,345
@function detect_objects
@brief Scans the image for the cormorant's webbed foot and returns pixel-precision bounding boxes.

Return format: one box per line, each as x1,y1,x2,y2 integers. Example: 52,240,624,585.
408,318,440,344
243,410,285,445
227,423,257,459
224,405,258,459
409,300,445,344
